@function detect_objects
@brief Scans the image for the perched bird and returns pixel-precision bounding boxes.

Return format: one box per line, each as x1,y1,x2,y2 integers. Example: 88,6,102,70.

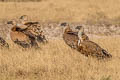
7,20,38,48
77,40,112,59
0,37,9,49
61,22,79,49
77,27,112,59
8,15,47,45
10,26,38,48
19,15,48,43
61,23,112,59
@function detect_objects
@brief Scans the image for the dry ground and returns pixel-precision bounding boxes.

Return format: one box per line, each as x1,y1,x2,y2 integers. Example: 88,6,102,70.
0,0,120,24
0,0,120,80
0,37,120,80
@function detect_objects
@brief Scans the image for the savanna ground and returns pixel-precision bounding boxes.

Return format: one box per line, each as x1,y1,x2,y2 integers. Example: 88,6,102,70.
0,0,120,80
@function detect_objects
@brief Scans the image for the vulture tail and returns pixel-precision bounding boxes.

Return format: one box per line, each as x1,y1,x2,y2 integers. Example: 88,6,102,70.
102,49,112,58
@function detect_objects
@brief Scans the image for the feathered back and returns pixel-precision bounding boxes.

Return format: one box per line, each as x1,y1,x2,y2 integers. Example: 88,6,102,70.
63,25,79,49
64,26,72,33
77,40,112,59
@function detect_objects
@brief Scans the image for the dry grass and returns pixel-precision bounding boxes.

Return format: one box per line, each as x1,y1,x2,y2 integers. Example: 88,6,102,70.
0,0,120,24
0,37,120,80
0,0,120,80
0,0,43,2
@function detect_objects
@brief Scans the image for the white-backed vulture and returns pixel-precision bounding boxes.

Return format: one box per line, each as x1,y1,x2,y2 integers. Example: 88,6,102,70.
77,40,112,59
77,26,112,59
62,23,112,59
19,15,47,43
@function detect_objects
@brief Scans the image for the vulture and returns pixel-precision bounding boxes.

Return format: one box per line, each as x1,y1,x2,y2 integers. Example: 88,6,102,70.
19,15,48,43
7,15,47,47
77,26,112,59
10,25,38,48
62,23,112,59
77,40,112,59
61,23,79,49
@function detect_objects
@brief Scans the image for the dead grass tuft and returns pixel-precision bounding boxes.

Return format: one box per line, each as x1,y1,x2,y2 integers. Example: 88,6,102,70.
0,37,120,80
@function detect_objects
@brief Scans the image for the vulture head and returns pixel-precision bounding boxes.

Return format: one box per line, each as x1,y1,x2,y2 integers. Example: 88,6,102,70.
7,20,17,26
19,15,28,24
60,22,72,33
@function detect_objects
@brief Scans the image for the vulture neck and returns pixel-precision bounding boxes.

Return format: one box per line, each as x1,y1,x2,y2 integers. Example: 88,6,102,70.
64,26,72,33
11,26,22,32
11,26,17,32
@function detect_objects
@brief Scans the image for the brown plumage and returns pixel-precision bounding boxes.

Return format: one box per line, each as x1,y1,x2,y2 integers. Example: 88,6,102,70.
10,26,38,48
77,40,112,59
0,37,9,49
76,26,112,59
24,22,39,27
79,33,89,41
62,25,79,49
22,23,48,44
19,15,47,43
62,24,112,59
7,16,47,47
